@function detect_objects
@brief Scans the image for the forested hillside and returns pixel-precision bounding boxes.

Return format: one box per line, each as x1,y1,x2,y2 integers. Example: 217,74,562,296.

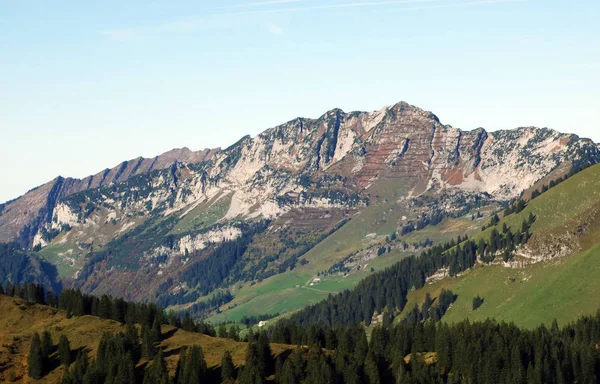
5,283,600,384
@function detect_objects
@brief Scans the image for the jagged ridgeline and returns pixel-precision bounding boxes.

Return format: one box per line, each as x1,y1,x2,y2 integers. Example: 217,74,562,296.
0,101,599,320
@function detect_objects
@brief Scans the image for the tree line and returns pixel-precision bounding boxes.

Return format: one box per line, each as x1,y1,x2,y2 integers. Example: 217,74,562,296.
2,282,216,338
287,211,534,330
24,291,600,383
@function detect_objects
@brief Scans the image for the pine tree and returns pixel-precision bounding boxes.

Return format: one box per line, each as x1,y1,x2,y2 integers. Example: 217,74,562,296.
421,293,433,320
99,295,112,319
492,214,500,226
182,312,196,332
28,332,45,379
59,334,71,367
114,353,136,384
222,350,236,383
472,295,484,310
305,346,333,384
435,324,452,374
82,365,103,384
143,350,169,384
364,352,381,384
185,345,208,383
257,330,273,376
124,322,141,362
151,316,162,344
72,349,90,382
42,330,54,357
228,325,240,341
239,342,265,384
47,290,58,307
278,359,299,384
141,323,156,359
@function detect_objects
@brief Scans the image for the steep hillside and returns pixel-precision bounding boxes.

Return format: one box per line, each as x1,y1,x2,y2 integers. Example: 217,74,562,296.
1,101,598,322
279,163,600,332
401,162,600,327
0,147,218,246
0,295,291,383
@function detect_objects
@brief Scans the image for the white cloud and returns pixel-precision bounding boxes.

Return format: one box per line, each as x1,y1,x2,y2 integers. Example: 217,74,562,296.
266,23,283,34
100,29,143,42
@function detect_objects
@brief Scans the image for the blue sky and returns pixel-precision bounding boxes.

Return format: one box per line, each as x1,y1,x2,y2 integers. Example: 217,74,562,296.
1,0,599,203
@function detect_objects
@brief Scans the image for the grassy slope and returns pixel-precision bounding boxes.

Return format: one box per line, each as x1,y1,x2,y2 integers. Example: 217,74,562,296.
208,182,492,323
401,164,600,328
169,194,232,235
0,296,291,383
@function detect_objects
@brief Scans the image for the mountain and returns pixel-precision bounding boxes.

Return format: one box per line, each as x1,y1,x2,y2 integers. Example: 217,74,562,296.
287,162,600,331
1,101,598,321
0,147,219,246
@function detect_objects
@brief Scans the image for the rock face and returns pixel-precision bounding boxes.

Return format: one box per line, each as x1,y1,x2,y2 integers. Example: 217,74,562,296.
0,147,218,245
1,101,598,303
1,102,597,246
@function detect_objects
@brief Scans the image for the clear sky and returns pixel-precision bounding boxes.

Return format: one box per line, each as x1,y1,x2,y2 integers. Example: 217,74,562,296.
1,0,598,203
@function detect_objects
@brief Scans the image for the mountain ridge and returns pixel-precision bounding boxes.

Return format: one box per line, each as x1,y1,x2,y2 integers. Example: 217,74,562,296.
2,101,599,319
0,147,220,245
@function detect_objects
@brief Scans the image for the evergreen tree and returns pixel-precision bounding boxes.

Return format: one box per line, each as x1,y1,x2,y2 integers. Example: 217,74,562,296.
28,332,45,379
42,330,54,357
47,290,58,307
473,296,484,310
151,316,162,344
228,325,240,341
182,312,196,332
492,214,500,226
73,349,90,382
177,345,207,384
143,350,169,384
59,334,72,367
114,353,136,384
221,350,236,383
124,322,141,362
257,330,274,376
82,365,103,384
305,346,333,384
421,293,433,320
141,323,157,359
239,342,265,384
278,359,300,384
364,352,381,384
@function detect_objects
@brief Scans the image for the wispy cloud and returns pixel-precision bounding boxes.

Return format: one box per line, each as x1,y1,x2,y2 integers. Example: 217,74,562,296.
394,0,526,12
215,0,523,16
216,0,305,10
219,0,441,15
266,23,284,34
100,29,143,42
100,0,523,39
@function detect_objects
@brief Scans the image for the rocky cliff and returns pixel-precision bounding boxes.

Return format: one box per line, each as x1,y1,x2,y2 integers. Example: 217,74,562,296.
0,147,218,245
1,101,598,307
